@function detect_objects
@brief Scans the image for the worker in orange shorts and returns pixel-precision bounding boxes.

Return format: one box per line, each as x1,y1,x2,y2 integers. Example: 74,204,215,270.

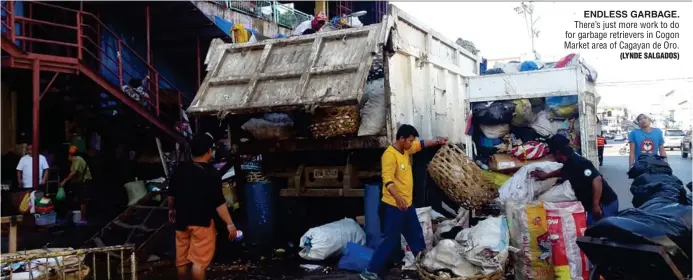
168,133,237,280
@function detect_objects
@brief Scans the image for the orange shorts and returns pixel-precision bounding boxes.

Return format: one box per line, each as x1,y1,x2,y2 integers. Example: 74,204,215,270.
175,220,217,267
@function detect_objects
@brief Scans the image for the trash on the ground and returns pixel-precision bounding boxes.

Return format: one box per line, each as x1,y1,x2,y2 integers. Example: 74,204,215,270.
337,242,374,272
299,264,323,271
0,248,89,280
298,218,366,261
457,216,509,274
401,207,434,271
421,239,480,277
274,248,286,254
498,162,562,205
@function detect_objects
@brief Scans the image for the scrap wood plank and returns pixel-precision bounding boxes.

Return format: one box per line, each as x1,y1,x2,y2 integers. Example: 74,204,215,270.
1,215,23,253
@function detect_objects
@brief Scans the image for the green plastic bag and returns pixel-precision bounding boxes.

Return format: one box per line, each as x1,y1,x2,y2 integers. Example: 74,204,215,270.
56,187,66,201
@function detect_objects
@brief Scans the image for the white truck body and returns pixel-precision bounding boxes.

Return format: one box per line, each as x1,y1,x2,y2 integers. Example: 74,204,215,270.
466,67,602,168
190,4,479,149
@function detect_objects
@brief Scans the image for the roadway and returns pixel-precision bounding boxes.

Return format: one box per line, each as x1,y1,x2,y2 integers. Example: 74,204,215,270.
600,140,692,210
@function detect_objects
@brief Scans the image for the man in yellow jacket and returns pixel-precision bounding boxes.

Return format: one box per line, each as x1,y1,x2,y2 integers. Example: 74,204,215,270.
361,124,447,280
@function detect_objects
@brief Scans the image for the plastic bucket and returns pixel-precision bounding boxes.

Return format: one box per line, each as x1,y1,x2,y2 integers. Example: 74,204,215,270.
35,212,57,227
72,210,82,223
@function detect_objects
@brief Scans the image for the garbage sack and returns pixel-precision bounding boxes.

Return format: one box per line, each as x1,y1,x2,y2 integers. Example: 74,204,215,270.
124,181,147,206
434,219,457,244
628,155,673,179
421,239,480,277
263,112,294,124
457,216,510,274
531,111,556,137
480,124,510,139
472,101,515,125
506,201,555,280
241,117,294,140
550,105,579,119
520,61,543,72
537,180,577,202
402,207,434,270
546,96,579,109
338,242,374,272
299,218,366,261
358,78,386,136
512,99,537,127
511,126,544,143
511,141,549,160
585,202,692,266
498,162,562,205
482,170,512,187
480,135,504,148
630,173,687,208
544,202,589,280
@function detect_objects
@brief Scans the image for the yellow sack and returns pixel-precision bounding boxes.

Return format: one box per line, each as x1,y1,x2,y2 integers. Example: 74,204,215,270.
18,191,31,213
507,201,554,280
512,99,536,127
222,182,240,211
551,105,579,119
481,170,511,187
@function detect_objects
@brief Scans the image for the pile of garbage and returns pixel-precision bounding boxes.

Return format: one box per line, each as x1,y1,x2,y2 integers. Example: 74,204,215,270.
481,53,598,83
585,156,692,275
471,95,581,177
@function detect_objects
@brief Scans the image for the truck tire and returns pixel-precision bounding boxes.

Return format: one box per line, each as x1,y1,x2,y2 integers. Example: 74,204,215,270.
683,151,689,158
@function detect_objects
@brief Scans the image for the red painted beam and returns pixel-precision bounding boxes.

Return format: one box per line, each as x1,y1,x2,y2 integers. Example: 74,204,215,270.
78,64,186,144
32,59,40,190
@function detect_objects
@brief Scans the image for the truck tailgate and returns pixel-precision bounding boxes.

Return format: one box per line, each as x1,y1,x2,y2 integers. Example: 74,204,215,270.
188,24,389,115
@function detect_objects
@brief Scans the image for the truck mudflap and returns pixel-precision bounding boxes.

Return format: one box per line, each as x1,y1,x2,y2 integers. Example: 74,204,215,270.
188,22,391,116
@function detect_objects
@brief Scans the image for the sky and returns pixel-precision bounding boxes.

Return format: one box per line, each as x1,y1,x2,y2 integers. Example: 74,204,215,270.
393,2,691,113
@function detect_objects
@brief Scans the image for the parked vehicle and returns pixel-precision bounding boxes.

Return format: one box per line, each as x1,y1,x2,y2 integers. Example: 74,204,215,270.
613,134,625,141
604,133,615,140
466,63,601,167
664,129,686,150
192,4,478,198
682,130,692,158
619,142,630,155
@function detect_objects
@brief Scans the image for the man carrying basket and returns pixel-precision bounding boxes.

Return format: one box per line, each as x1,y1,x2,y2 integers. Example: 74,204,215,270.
361,124,447,280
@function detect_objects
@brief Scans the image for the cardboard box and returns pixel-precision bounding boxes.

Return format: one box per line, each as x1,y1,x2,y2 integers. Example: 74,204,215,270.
489,153,556,173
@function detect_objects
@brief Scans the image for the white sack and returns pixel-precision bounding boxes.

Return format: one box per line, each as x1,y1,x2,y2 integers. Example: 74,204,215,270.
241,118,294,140
402,207,434,270
457,216,510,274
538,180,577,202
358,78,386,136
422,239,480,277
299,218,366,261
498,162,563,205
480,124,510,139
531,111,556,137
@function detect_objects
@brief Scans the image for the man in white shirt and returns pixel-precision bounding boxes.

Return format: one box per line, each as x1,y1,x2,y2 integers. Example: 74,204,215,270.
16,144,50,189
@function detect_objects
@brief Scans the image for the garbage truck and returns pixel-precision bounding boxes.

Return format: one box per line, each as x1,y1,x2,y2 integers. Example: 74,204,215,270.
189,4,480,198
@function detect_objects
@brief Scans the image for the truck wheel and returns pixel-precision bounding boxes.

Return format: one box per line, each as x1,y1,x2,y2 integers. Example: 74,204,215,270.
683,152,689,158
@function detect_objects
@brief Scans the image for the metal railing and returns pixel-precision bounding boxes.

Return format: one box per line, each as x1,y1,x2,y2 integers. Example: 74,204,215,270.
0,245,137,280
214,1,312,29
1,1,189,130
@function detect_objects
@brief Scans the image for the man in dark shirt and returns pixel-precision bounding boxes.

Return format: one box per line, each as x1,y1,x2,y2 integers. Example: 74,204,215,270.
532,145,619,225
168,133,237,280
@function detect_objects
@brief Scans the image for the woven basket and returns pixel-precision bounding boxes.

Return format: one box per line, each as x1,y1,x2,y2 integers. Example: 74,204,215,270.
415,249,504,280
246,171,268,183
310,105,360,138
427,144,498,209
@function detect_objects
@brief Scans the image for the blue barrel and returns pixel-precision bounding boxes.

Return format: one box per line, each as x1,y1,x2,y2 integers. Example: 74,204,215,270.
364,183,382,249
244,181,275,247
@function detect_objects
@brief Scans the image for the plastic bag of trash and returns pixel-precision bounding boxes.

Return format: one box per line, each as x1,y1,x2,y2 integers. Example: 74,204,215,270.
480,124,510,139
358,78,386,136
506,201,555,280
630,173,687,207
472,101,515,125
457,216,510,274
628,155,673,179
402,207,434,270
421,239,480,277
512,99,537,127
537,180,577,202
338,242,374,272
241,118,294,140
531,111,556,137
544,202,589,280
299,218,366,261
498,162,562,205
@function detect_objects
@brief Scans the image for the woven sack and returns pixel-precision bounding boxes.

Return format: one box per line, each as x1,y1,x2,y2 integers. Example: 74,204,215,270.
427,145,498,209
310,106,360,138
416,249,505,280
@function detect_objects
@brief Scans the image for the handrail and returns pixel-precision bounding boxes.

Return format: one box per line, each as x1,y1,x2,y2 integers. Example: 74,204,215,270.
2,1,192,129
